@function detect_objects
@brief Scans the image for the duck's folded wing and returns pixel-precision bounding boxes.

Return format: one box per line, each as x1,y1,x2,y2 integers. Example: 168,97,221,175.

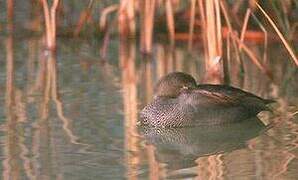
182,88,268,112
187,89,241,106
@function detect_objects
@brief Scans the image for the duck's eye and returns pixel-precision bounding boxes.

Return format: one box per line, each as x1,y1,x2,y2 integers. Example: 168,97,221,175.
182,86,189,90
180,86,192,94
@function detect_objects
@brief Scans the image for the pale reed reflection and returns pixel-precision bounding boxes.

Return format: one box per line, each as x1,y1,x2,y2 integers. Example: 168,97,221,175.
236,78,297,180
26,38,40,101
3,35,19,180
32,50,87,179
3,36,89,179
48,55,81,145
196,154,224,180
273,153,295,179
3,103,20,180
28,39,48,180
165,46,179,76
19,127,36,180
260,98,297,179
156,44,201,79
16,84,36,179
156,45,179,78
142,57,163,180
156,44,166,78
147,145,162,180
144,58,153,103
120,39,140,180
3,35,37,180
34,50,56,180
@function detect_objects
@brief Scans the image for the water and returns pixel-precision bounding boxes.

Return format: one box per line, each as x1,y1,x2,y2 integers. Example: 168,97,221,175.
0,36,297,180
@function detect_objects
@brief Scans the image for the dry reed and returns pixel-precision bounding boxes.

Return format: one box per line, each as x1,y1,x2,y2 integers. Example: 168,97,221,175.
120,40,140,180
6,0,14,32
239,9,251,50
188,0,196,50
74,0,94,36
202,0,223,83
256,2,298,66
251,12,268,63
41,0,60,50
219,1,271,77
118,0,136,38
99,4,119,31
165,0,175,46
140,0,156,53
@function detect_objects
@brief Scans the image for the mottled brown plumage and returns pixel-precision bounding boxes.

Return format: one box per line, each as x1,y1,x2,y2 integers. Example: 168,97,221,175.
140,72,274,127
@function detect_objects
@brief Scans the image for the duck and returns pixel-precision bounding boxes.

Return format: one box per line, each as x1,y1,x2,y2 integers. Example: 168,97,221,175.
140,72,274,127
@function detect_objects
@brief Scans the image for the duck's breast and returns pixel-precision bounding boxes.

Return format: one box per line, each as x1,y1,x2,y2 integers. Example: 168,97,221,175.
140,98,196,127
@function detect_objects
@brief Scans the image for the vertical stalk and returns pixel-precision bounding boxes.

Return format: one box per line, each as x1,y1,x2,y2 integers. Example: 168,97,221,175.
188,0,196,51
120,39,140,180
204,0,222,83
4,34,17,180
127,0,135,35
198,0,208,67
215,0,222,56
239,9,251,51
50,0,59,46
7,0,14,33
30,0,42,31
74,0,94,37
119,0,136,38
41,0,60,50
256,2,298,66
140,0,156,54
165,0,175,46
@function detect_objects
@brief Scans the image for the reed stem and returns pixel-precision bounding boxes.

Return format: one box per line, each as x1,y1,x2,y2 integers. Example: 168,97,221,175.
7,0,14,33
118,0,136,38
41,0,60,50
165,0,175,46
188,0,196,51
256,2,298,66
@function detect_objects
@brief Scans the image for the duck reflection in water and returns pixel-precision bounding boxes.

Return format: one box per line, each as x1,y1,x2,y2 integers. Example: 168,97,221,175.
139,117,267,178
140,72,274,127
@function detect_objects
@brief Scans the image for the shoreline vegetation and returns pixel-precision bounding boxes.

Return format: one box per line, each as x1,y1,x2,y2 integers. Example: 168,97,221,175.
2,0,298,83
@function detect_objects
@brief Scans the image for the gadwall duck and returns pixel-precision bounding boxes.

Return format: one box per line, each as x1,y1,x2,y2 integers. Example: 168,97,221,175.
140,72,273,127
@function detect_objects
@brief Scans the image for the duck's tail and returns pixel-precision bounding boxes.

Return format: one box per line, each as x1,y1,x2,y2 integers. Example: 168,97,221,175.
262,99,276,113
264,99,276,104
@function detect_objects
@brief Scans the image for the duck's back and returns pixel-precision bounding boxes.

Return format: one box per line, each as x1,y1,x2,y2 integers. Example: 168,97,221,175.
194,84,273,113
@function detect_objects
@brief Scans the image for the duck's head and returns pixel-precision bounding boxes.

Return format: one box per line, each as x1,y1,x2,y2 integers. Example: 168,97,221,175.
154,72,197,98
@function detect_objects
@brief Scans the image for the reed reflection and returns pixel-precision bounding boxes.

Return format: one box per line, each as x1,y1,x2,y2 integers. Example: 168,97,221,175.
139,56,163,180
120,39,140,180
32,50,85,179
3,32,36,180
140,118,266,179
3,34,37,180
34,52,64,179
2,35,87,179
3,31,19,180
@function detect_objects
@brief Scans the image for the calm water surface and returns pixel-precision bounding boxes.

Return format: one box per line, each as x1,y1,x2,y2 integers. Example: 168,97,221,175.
0,36,297,179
